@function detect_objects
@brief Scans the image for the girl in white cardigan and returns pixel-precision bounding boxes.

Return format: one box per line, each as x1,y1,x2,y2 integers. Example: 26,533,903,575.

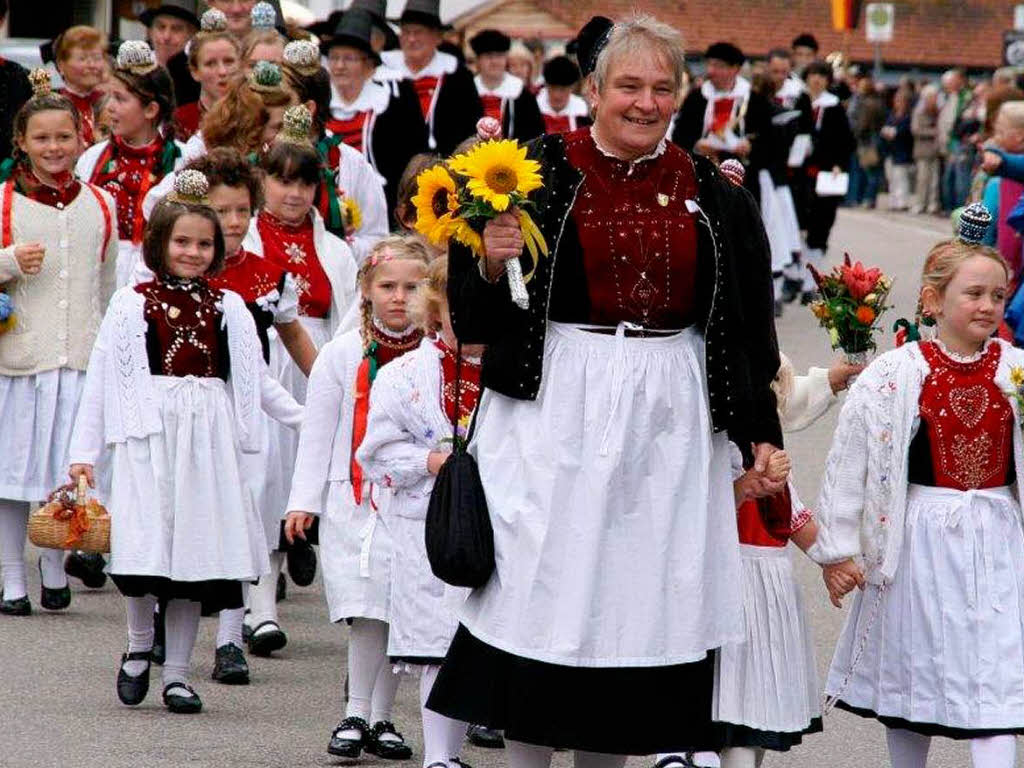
356,256,478,768
0,71,117,617
68,171,301,714
285,235,428,761
817,206,1024,768
241,106,359,656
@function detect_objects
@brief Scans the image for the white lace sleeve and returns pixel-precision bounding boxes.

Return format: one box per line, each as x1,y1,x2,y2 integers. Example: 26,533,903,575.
356,367,432,490
287,349,344,515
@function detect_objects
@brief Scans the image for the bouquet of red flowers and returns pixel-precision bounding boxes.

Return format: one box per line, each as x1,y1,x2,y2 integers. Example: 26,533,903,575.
808,253,893,362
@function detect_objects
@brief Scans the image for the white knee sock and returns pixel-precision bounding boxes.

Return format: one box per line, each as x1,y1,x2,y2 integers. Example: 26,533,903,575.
720,747,758,768
0,499,30,600
162,599,201,693
420,664,467,767
217,607,245,649
123,595,158,676
247,550,283,631
506,739,554,768
338,617,391,738
886,728,931,768
574,751,627,768
970,735,1017,768
38,547,66,589
370,653,402,726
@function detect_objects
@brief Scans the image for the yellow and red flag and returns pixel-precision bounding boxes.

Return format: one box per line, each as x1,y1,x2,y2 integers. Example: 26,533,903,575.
831,0,863,30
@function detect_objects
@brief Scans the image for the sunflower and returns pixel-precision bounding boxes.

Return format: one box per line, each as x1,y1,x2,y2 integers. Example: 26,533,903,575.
342,196,363,232
412,165,460,246
451,218,484,256
449,139,542,212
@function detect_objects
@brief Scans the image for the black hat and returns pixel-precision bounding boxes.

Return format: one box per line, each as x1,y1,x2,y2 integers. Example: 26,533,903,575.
543,55,581,87
396,0,442,30
791,33,819,51
705,42,744,66
469,29,510,56
139,1,200,29
306,10,344,39
320,9,380,64
575,16,613,77
351,0,400,50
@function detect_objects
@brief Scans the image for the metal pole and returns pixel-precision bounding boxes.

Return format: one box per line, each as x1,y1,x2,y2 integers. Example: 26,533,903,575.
874,41,882,78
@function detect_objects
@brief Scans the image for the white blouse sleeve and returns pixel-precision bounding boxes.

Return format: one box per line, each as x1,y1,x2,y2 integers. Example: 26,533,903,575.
260,373,303,429
68,315,111,466
356,368,432,490
780,366,837,433
271,272,300,325
337,143,388,265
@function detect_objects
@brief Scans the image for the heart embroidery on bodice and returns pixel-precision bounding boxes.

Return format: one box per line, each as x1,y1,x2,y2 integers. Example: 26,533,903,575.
949,385,989,429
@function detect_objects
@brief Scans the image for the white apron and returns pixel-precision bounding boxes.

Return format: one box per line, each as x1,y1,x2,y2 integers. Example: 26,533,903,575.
714,544,820,733
826,484,1024,731
107,375,269,582
460,322,743,667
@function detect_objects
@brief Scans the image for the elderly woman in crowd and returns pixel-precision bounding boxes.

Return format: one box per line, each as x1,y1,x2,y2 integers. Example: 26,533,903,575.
53,25,108,146
427,14,783,768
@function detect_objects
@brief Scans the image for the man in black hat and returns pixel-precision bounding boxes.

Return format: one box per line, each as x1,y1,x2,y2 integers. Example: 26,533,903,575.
376,0,481,155
671,41,774,201
537,55,590,134
469,29,543,142
0,0,32,163
140,1,201,108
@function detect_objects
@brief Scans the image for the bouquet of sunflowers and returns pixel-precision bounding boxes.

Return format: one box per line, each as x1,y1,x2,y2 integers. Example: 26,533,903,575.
808,253,893,363
413,134,547,309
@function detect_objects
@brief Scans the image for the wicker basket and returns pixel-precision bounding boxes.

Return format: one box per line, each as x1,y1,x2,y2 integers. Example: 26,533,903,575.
28,475,110,554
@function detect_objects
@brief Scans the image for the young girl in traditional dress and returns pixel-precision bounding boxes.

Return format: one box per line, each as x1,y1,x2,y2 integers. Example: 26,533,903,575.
284,235,428,760
356,256,477,768
281,38,388,261
241,104,359,655
817,204,1024,768
0,70,117,617
172,9,241,142
77,41,184,289
67,170,301,714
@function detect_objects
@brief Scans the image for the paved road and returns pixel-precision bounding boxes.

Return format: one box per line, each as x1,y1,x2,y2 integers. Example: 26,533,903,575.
3,208,1012,767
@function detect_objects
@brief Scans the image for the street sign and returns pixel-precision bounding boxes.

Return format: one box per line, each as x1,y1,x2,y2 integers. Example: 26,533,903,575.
1016,4,1024,31
1006,30,1024,65
865,3,894,42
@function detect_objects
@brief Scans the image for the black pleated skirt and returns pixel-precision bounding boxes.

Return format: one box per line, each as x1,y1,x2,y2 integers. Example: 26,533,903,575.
836,701,1024,740
111,574,243,615
427,625,725,755
720,718,823,752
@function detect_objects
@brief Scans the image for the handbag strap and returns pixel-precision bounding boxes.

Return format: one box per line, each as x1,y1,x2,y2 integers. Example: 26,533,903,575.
450,340,482,452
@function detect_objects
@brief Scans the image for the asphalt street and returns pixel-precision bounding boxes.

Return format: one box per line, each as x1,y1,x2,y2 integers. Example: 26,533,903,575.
2,207,1010,767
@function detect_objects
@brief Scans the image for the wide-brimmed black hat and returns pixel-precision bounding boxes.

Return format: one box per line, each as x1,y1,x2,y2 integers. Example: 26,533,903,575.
705,41,745,66
543,55,581,87
138,0,200,29
320,9,381,64
393,0,442,30
575,16,613,77
469,29,510,56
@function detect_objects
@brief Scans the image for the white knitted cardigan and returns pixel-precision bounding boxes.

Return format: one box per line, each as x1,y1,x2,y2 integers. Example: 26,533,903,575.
0,183,117,376
813,338,1024,583
68,286,302,465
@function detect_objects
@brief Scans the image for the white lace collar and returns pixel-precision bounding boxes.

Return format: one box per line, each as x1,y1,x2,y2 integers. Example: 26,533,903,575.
590,126,667,165
372,315,416,339
474,72,524,100
377,49,457,81
932,336,993,364
330,79,390,119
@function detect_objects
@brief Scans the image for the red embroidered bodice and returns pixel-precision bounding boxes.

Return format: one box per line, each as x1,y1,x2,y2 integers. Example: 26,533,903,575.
413,75,440,120
542,114,571,135
136,278,226,380
257,210,331,318
436,338,481,429
480,94,503,123
913,341,1014,490
326,112,369,154
90,136,171,242
563,129,699,329
173,101,205,142
59,87,100,146
371,321,422,368
209,247,290,358
12,164,80,209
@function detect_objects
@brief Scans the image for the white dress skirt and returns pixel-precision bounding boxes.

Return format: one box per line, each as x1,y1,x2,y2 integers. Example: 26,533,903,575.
261,316,332,548
0,368,85,501
758,170,802,275
826,484,1024,737
321,480,394,624
106,375,269,583
459,322,743,667
714,544,821,744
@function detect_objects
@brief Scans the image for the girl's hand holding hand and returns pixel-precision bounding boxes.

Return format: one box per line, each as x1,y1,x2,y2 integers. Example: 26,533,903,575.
15,242,45,275
69,464,95,488
765,449,791,483
828,359,866,394
284,511,314,544
822,558,865,608
427,450,451,476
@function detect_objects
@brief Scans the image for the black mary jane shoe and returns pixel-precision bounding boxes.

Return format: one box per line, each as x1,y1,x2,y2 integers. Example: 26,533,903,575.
247,620,287,657
652,754,698,768
328,716,370,758
286,538,317,587
449,758,473,768
212,643,250,685
466,724,505,749
64,551,108,589
151,606,166,666
38,558,71,611
276,571,287,602
366,720,414,760
162,682,203,714
0,595,31,616
116,651,151,706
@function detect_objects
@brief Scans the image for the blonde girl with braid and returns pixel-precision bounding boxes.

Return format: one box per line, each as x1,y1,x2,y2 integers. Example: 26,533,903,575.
284,235,427,760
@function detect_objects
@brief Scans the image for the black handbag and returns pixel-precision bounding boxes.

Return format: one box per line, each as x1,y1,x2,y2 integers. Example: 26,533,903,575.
424,342,495,588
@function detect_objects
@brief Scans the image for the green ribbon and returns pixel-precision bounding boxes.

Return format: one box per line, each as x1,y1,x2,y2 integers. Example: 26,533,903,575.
316,134,345,234
0,157,15,184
